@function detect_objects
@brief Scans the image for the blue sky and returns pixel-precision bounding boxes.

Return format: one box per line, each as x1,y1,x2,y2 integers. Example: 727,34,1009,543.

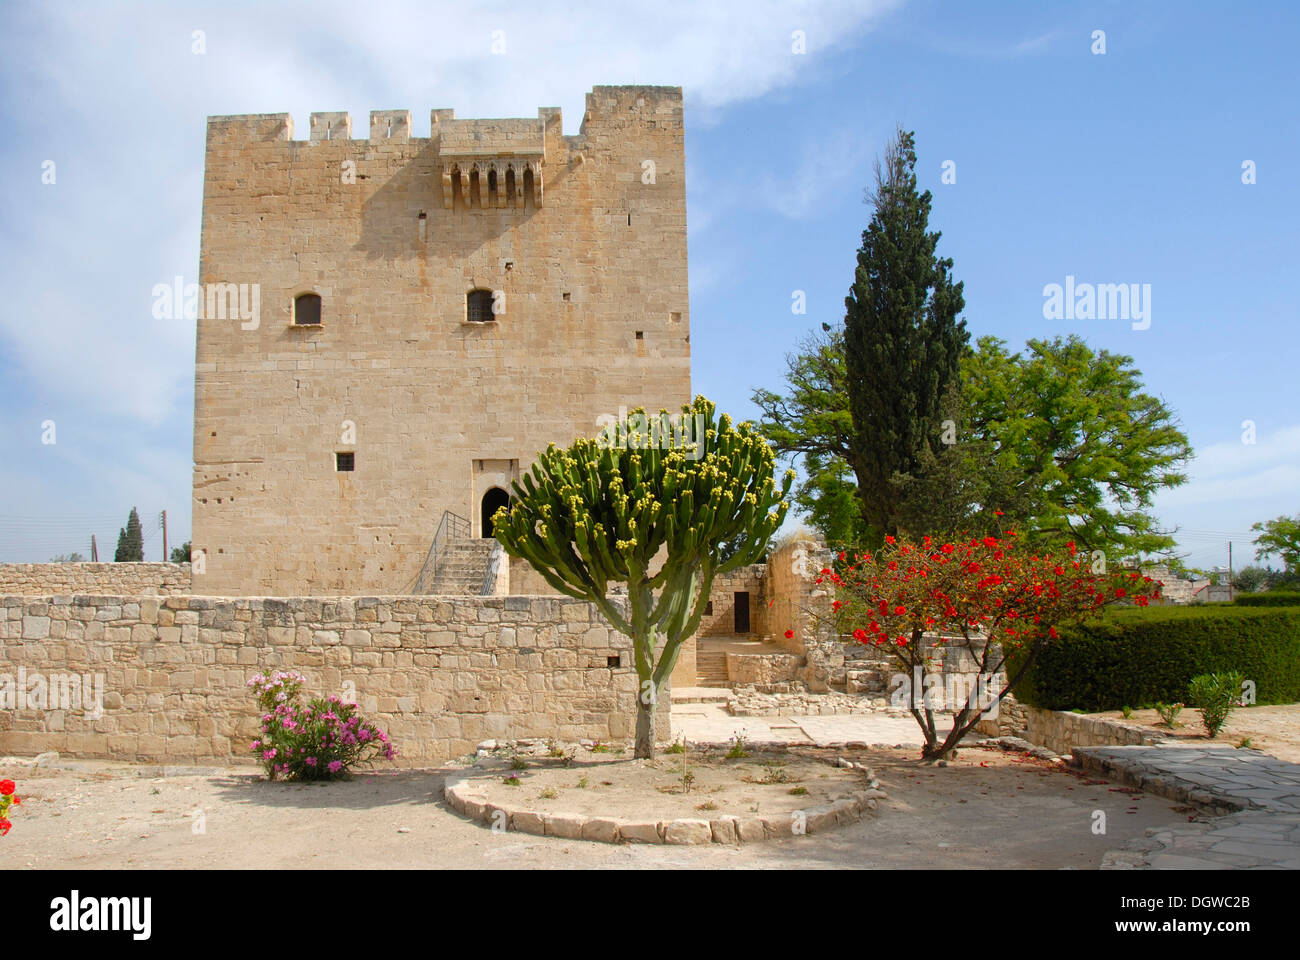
1,0,1296,572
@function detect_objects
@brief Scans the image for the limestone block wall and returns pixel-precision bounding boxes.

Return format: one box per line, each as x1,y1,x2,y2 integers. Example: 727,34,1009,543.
0,593,666,766
765,538,834,655
696,565,765,637
974,699,1162,753
0,563,192,597
193,85,691,597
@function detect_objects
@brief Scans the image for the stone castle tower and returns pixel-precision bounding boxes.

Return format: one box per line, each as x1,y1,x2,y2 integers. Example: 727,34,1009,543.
192,85,691,595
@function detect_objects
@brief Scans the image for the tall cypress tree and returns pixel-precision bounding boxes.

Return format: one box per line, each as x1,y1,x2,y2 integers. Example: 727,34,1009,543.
114,507,145,561
843,128,967,540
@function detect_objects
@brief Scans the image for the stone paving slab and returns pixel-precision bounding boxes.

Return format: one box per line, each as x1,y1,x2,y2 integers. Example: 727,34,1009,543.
1075,745,1300,814
670,702,952,748
1083,745,1300,870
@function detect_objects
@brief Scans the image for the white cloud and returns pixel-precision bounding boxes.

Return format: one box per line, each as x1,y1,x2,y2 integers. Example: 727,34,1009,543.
1158,424,1300,507
1,0,898,425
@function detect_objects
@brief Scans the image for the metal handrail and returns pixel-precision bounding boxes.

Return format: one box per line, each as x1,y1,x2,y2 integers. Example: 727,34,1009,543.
409,509,470,594
480,540,504,595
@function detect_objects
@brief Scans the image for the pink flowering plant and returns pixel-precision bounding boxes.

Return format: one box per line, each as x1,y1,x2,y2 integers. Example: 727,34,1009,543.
247,671,397,781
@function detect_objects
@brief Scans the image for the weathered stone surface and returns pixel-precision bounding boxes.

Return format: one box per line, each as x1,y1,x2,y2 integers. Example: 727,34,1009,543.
619,820,662,844
510,811,545,835
581,818,621,843
0,592,662,765
191,88,690,599
544,814,586,840
709,817,738,844
0,563,191,597
663,818,712,845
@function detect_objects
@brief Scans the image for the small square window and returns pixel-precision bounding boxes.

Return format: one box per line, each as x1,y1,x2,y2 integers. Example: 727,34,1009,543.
705,601,713,616
635,330,644,340
336,452,355,472
607,655,621,668
562,292,571,301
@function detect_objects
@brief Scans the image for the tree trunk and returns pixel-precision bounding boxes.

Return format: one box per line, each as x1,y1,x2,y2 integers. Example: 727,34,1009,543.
634,695,656,759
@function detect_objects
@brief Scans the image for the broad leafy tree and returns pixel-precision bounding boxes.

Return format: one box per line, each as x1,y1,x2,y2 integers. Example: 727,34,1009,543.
961,336,1192,557
491,397,792,758
1252,514,1300,573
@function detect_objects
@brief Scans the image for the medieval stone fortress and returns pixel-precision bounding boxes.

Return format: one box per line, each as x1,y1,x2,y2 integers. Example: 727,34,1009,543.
195,86,690,597
0,86,834,766
4,9,1297,877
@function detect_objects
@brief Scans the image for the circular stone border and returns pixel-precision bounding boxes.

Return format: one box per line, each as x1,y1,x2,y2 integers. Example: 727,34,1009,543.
443,773,885,845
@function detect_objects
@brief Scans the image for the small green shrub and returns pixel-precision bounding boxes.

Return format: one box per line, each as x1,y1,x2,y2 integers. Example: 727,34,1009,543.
1188,671,1244,737
725,733,750,759
1154,702,1184,727
665,740,686,755
1120,705,1133,719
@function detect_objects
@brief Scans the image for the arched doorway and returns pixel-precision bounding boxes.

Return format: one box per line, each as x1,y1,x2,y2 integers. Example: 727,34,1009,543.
481,487,510,538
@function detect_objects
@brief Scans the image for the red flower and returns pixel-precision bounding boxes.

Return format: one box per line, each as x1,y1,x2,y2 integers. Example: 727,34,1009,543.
832,600,842,611
894,605,906,615
784,629,794,639
0,818,10,836
1114,588,1126,598
884,535,895,544
0,780,14,796
941,544,954,554
853,628,868,642
1053,566,1065,576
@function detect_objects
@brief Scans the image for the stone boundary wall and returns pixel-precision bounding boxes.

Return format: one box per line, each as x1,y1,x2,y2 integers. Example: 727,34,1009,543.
725,651,803,687
0,563,191,597
0,593,665,766
977,699,1164,754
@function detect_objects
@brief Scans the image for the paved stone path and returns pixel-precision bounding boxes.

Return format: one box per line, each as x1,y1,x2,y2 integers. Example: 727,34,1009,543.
1078,745,1300,870
670,698,951,748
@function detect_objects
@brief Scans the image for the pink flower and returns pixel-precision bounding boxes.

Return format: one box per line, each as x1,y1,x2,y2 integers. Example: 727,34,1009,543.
328,760,343,773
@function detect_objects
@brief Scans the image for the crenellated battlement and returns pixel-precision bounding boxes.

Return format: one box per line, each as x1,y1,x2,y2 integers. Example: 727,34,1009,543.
194,82,690,596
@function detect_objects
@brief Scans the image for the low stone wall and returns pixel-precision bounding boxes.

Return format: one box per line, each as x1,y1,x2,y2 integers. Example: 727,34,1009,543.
0,593,665,766
977,699,1164,754
724,652,803,687
0,563,191,596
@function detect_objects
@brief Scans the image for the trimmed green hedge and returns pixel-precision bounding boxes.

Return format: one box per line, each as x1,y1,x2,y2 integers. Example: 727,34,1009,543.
1234,591,1300,607
1008,604,1300,711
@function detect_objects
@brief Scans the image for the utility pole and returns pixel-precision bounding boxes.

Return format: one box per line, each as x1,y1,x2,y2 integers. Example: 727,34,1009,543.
1228,540,1234,602
161,510,168,562
90,534,98,562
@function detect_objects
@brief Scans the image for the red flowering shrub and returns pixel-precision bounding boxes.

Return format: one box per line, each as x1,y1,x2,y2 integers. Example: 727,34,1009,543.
821,532,1161,761
0,778,21,836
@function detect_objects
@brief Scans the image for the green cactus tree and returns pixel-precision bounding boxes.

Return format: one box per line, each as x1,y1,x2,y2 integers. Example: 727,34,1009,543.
491,396,793,759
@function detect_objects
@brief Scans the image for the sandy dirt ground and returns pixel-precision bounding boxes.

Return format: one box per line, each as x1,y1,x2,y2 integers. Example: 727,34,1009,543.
2,743,1203,869
1089,704,1300,763
462,749,864,821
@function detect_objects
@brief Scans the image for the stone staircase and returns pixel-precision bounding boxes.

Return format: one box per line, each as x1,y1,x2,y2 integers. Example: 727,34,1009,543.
427,538,498,595
695,646,730,687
